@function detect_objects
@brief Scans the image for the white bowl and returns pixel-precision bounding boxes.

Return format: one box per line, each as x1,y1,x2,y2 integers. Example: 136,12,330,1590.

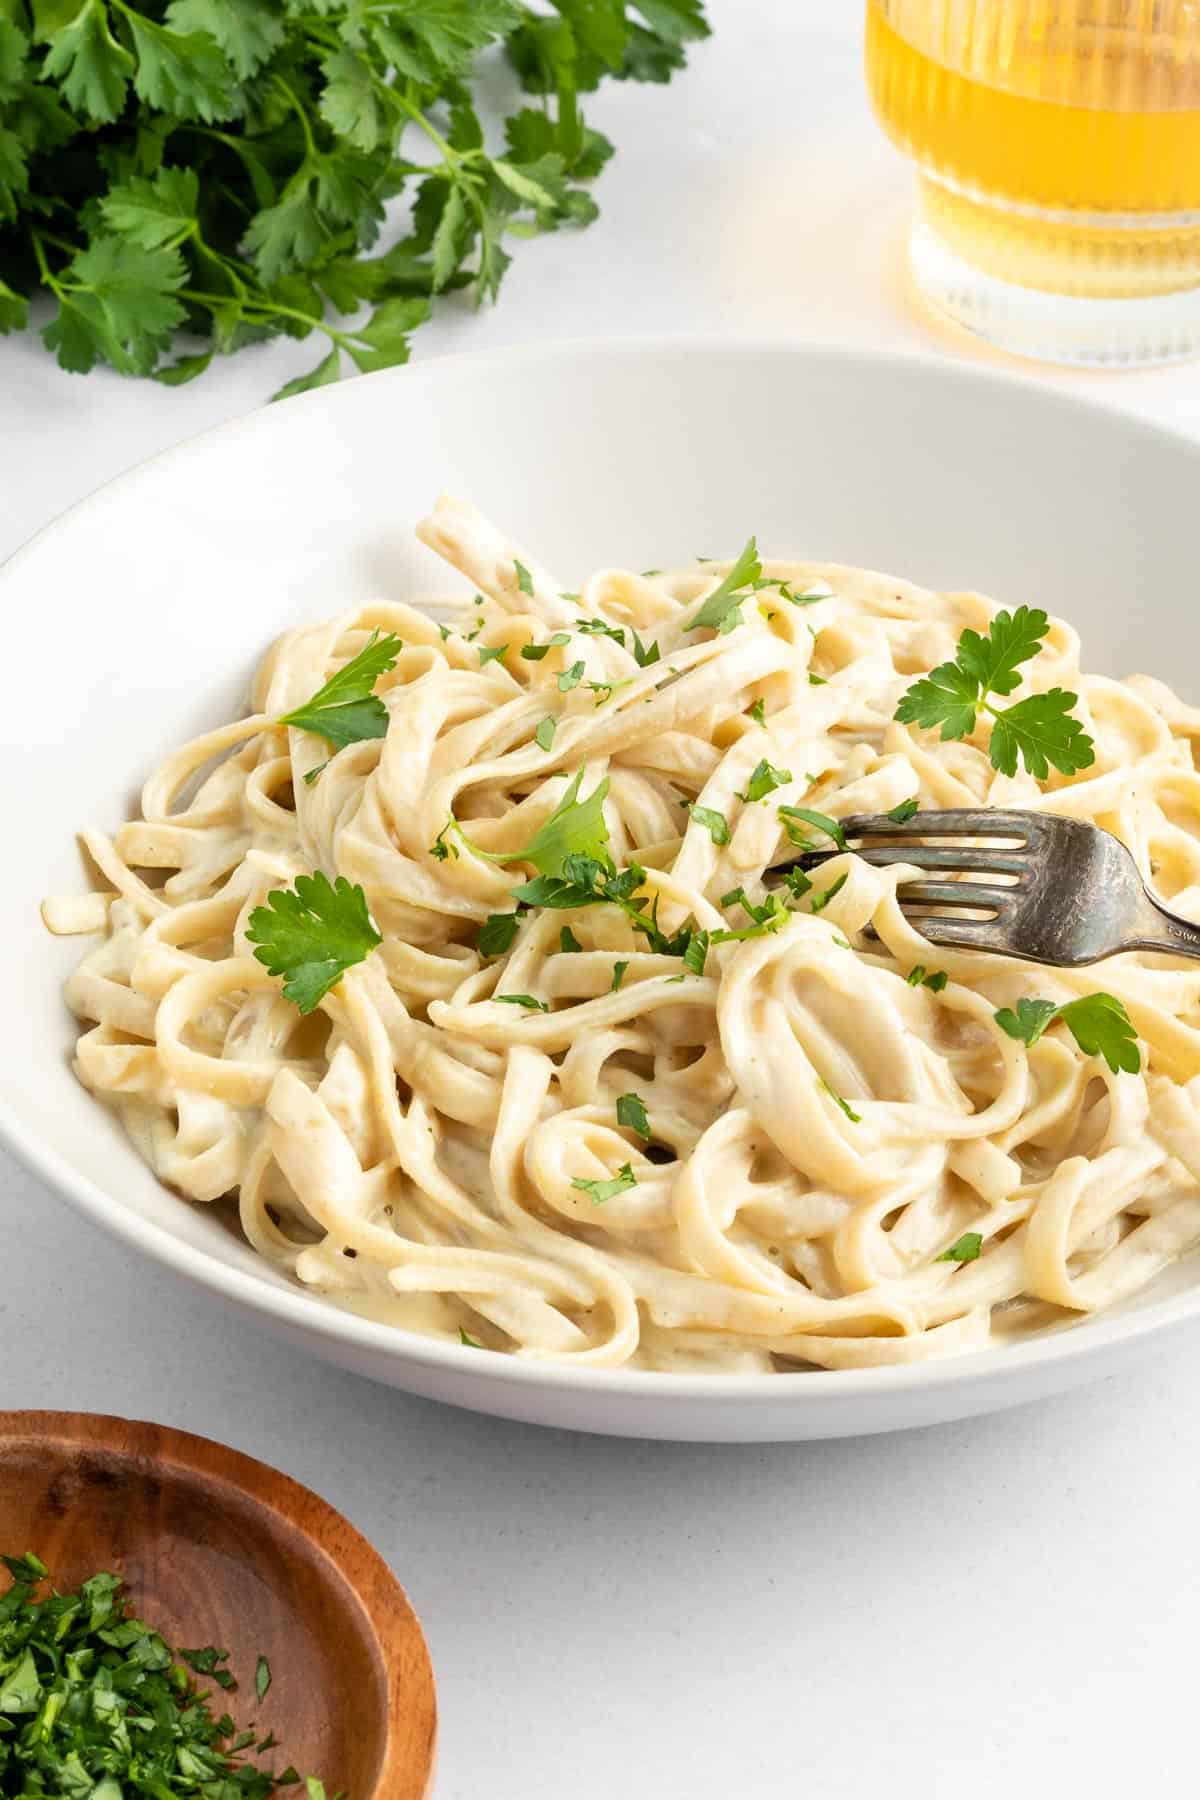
5,337,1199,1441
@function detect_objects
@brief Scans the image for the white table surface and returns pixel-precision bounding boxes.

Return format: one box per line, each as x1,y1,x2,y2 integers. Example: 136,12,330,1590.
5,8,1200,1796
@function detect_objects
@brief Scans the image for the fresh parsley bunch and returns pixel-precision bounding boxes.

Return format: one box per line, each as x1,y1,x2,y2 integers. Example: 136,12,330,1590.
0,0,709,395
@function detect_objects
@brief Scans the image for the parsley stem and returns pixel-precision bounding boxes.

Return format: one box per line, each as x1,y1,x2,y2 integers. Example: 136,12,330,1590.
273,75,321,162
177,288,356,351
28,230,66,297
389,89,459,165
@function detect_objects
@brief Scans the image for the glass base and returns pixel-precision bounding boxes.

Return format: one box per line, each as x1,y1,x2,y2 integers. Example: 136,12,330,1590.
910,209,1200,370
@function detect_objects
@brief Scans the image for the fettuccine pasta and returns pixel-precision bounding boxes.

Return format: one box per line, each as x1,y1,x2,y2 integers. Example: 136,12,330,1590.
43,497,1200,1371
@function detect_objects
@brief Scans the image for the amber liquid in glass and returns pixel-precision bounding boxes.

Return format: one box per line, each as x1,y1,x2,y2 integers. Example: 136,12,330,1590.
866,0,1200,359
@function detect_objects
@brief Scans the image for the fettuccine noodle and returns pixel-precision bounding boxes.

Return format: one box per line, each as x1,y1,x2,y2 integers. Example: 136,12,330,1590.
43,497,1200,1371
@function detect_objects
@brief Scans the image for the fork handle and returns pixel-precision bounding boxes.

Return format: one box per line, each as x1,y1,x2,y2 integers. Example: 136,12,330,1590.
1124,895,1200,961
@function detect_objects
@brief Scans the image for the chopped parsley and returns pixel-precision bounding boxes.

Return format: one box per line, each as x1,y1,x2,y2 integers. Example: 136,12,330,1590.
459,1327,484,1348
777,806,847,852
535,716,557,751
688,803,731,845
906,965,948,991
748,698,766,726
808,871,848,914
895,607,1096,778
559,926,583,953
631,629,662,668
683,929,710,975
610,960,629,992
739,760,792,803
937,1232,983,1263
616,1093,651,1138
887,798,921,823
820,1078,862,1124
571,1163,638,1205
478,643,509,667
575,618,626,645
712,889,789,943
429,820,460,861
514,559,535,597
557,661,586,692
522,632,572,661
0,1556,337,1798
495,993,550,1012
585,678,633,703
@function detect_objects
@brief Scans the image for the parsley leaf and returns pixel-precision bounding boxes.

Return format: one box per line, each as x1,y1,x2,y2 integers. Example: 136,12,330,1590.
459,1327,484,1347
558,660,585,691
617,1092,651,1138
535,716,557,750
712,890,789,942
683,929,710,974
808,871,848,913
430,821,459,861
956,606,1051,697
994,992,1140,1073
740,760,791,804
688,803,731,844
575,617,625,645
631,628,661,668
571,1163,637,1204
887,798,920,823
255,1655,271,1702
496,992,550,1011
777,806,847,851
906,964,948,991
514,559,535,596
896,609,1095,778
987,690,1097,780
522,632,572,660
478,643,509,667
937,1231,983,1263
686,537,762,633
498,769,609,874
246,872,381,1013
477,911,523,956
610,959,629,991
559,925,583,953
748,698,766,725
279,629,401,750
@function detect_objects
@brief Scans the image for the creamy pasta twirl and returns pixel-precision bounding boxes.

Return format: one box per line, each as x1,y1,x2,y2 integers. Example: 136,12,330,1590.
43,497,1200,1371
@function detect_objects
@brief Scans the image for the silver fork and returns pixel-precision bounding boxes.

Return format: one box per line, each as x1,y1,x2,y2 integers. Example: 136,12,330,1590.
772,809,1200,966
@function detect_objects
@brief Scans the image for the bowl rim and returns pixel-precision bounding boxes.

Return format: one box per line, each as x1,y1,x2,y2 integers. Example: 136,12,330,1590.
0,1408,437,1798
5,330,1200,1410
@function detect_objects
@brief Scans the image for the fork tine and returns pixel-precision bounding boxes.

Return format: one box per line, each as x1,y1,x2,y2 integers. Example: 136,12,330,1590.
898,882,1016,911
790,845,1030,876
842,809,1035,843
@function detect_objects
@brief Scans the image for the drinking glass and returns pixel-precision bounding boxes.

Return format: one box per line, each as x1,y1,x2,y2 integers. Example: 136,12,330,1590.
865,0,1200,365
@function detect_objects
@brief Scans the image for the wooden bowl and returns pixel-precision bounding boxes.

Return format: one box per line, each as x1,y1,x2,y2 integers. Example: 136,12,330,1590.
0,1411,436,1798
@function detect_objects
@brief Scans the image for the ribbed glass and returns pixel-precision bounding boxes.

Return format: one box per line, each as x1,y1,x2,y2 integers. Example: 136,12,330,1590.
865,0,1200,364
